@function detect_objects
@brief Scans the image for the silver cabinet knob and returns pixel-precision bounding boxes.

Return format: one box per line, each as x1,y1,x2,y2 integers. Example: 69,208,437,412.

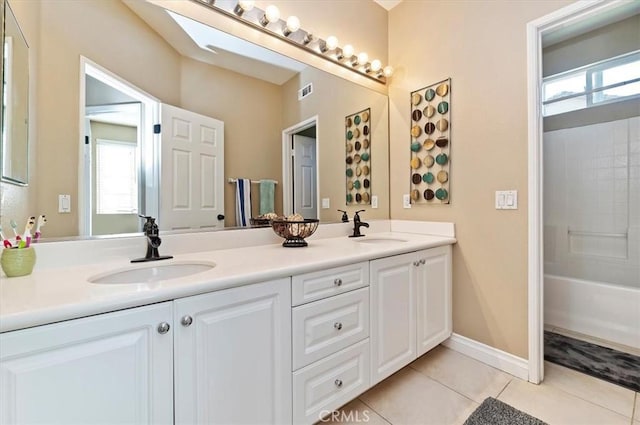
334,322,343,330
420,259,426,265
413,261,419,267
334,278,343,286
334,379,343,388
157,322,170,334
181,315,193,327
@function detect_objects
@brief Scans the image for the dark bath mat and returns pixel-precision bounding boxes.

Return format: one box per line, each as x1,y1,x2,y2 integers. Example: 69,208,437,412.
464,397,547,425
544,331,640,392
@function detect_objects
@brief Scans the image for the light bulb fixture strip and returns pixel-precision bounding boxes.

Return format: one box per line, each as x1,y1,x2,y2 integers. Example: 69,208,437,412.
189,0,390,84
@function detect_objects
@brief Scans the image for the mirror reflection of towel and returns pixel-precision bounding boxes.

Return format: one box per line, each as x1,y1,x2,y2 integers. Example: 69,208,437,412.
235,178,252,227
260,180,276,215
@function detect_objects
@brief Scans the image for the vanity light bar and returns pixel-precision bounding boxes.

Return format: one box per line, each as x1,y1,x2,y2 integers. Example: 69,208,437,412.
190,0,391,84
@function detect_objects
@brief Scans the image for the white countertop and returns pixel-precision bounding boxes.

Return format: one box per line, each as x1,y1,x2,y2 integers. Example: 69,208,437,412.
0,228,455,333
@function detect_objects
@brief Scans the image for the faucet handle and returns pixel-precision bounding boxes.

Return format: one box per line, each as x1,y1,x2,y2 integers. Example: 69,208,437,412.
337,210,349,222
354,209,365,219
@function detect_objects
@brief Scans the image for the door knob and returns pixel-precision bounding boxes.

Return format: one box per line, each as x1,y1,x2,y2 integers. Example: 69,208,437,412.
157,322,170,334
217,214,225,220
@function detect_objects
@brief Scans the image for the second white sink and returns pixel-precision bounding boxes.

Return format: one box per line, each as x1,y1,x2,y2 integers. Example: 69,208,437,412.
90,262,215,284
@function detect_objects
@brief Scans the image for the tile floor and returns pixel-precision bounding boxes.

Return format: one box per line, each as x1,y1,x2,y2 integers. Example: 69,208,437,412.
325,345,639,425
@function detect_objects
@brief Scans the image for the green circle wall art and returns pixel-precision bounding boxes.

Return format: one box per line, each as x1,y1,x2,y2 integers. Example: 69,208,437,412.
409,78,451,204
345,108,372,205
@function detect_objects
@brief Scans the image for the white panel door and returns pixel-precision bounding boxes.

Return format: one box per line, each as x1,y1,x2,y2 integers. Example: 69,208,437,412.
160,103,224,230
370,252,417,385
174,278,292,425
293,135,317,219
0,302,173,425
416,246,453,356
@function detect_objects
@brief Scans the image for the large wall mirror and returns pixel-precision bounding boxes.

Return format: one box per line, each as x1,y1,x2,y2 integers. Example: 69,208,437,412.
1,0,29,186
3,0,390,239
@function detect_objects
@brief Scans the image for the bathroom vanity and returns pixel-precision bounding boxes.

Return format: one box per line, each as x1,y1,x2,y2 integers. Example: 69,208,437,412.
0,222,454,425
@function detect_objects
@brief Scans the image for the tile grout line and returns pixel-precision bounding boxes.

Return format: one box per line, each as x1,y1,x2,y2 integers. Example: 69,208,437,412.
495,378,513,399
407,362,479,404
357,397,394,425
632,392,637,423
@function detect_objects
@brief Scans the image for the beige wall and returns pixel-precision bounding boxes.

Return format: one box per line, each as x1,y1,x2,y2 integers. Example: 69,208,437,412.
282,66,389,222
388,0,572,358
0,0,39,237
180,57,284,226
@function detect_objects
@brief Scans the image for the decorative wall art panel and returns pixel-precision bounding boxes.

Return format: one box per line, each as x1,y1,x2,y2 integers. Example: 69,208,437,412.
409,79,451,204
345,108,371,205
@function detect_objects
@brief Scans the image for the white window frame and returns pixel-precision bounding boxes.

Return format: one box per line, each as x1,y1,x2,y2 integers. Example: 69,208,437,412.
542,49,640,116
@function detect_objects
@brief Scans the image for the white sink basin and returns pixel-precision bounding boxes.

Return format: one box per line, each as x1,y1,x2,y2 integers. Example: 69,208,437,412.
355,237,408,244
90,262,215,284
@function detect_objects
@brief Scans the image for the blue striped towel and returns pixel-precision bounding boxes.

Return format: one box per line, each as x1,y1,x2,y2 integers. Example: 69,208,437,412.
235,178,252,227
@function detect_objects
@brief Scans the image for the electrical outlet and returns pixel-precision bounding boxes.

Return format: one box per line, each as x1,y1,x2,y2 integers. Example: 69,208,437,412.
371,195,378,209
403,194,412,209
321,198,330,209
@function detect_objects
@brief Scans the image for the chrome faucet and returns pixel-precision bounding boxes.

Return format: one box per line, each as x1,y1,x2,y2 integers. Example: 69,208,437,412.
349,210,369,238
131,215,173,263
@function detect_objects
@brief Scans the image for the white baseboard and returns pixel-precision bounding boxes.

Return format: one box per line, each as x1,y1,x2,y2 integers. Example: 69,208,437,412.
442,333,529,381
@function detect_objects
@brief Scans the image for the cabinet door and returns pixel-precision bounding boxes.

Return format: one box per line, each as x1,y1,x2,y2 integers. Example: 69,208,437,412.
416,246,453,357
174,278,292,425
0,302,174,425
370,252,417,385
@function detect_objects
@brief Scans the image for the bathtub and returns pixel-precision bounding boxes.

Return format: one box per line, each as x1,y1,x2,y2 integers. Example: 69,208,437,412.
544,275,640,350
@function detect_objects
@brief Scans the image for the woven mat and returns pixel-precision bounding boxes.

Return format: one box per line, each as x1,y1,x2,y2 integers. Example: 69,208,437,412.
464,397,547,425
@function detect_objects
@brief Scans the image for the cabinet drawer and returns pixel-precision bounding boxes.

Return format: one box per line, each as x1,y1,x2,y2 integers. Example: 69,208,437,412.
292,262,369,306
293,287,369,370
293,339,370,425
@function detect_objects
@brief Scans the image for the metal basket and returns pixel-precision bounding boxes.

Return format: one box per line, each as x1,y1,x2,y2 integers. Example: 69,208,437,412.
270,219,319,247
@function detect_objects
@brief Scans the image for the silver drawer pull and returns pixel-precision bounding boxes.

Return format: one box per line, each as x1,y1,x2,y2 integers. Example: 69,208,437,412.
334,322,343,330
334,379,343,388
181,315,193,327
413,261,419,267
334,278,343,286
157,322,170,334
420,259,426,265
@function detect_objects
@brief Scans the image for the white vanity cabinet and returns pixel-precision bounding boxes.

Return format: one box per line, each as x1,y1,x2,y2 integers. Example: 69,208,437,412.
370,245,452,385
0,302,174,425
291,263,371,425
174,277,292,425
0,278,291,425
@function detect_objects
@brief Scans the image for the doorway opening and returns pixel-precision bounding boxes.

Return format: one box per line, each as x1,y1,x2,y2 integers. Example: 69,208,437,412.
79,57,159,236
282,116,319,219
527,0,640,384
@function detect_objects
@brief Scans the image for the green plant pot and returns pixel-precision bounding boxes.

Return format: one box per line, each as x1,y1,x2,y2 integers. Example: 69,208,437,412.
1,247,36,277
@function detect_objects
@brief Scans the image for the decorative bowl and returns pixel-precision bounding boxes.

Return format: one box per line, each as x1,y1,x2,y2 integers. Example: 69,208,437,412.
270,219,319,247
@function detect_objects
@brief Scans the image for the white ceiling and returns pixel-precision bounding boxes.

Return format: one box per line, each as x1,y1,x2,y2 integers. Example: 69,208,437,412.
373,0,403,11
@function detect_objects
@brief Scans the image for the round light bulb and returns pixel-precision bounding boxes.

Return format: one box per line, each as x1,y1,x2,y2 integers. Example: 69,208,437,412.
342,44,354,58
264,5,280,23
370,59,382,72
238,1,254,12
357,52,369,65
383,65,394,77
286,16,301,33
326,36,339,50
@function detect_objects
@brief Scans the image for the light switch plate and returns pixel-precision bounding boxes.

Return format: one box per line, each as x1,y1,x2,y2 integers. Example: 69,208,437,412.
495,190,517,210
371,195,378,209
403,194,411,209
59,194,71,213
321,198,330,209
